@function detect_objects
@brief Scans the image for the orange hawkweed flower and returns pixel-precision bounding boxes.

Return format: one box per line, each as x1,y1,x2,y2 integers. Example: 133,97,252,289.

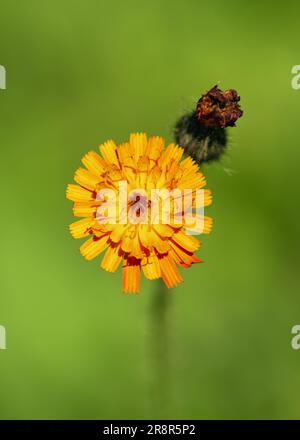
66,133,212,293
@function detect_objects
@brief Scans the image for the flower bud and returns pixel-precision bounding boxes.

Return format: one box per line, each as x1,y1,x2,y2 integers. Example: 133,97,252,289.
174,85,243,164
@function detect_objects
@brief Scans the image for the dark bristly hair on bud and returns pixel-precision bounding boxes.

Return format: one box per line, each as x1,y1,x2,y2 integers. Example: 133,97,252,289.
174,85,243,165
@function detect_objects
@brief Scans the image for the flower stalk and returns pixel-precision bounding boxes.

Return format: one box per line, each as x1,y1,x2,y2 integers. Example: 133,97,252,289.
151,280,172,416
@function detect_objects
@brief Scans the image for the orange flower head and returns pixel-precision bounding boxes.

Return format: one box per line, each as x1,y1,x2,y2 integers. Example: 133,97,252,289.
66,133,212,293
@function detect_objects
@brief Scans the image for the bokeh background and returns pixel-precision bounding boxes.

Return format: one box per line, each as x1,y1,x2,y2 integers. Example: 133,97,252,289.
0,0,300,420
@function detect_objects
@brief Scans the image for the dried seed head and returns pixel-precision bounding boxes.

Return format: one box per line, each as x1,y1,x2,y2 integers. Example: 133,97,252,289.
174,85,243,165
196,85,243,129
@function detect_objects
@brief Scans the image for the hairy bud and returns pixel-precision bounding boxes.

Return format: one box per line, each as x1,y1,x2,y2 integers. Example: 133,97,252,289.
174,85,243,164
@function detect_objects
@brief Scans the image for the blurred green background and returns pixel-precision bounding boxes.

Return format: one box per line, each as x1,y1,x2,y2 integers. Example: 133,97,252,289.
0,0,300,420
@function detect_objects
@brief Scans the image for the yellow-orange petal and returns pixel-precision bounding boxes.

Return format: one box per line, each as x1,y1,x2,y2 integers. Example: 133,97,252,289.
152,224,174,238
73,203,97,218
117,142,136,170
151,230,171,254
101,245,122,272
141,254,161,280
169,242,202,267
159,254,183,288
168,247,180,265
129,233,144,259
184,214,213,234
122,259,141,293
138,224,151,249
120,234,132,253
69,218,94,239
110,224,127,243
178,173,206,190
159,143,183,169
66,184,94,202
130,133,147,162
82,151,106,176
171,230,200,253
99,140,119,168
145,136,164,162
178,254,203,268
80,235,109,260
74,168,100,191
179,156,198,173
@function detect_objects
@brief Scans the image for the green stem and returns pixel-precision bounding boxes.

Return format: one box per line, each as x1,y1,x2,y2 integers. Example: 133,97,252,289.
151,279,172,417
